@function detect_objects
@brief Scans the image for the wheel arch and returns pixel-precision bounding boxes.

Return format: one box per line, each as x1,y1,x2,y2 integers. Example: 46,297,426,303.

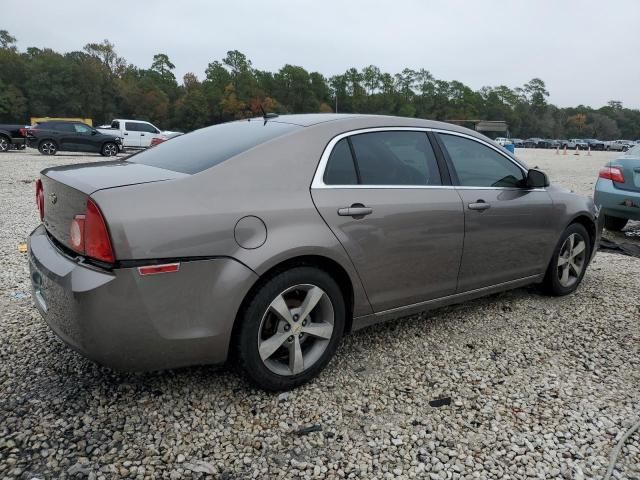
568,214,596,253
231,254,357,348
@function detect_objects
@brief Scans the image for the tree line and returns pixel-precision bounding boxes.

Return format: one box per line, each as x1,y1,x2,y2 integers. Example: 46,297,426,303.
1,30,639,140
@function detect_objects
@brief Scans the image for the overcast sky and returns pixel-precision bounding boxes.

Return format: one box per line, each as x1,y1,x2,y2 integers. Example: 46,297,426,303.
4,0,640,108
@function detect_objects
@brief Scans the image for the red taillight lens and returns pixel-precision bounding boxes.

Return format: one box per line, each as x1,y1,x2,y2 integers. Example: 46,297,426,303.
150,137,165,147
35,179,44,221
68,199,115,264
84,199,115,263
19,128,27,137
599,166,625,183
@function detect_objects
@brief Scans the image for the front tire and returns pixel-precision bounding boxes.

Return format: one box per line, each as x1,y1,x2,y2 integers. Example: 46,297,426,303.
101,142,118,157
604,215,628,232
0,135,9,152
38,140,57,155
542,223,591,296
235,267,346,391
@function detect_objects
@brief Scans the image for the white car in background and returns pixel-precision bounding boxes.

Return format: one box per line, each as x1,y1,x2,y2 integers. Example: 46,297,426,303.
97,119,182,149
494,137,511,146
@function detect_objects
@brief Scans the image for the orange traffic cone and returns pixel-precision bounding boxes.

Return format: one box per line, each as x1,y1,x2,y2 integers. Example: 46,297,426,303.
587,146,591,156
574,146,580,156
556,146,559,154
563,145,567,155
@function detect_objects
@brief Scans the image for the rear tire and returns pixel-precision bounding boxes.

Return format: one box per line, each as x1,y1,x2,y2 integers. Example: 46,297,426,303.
0,135,9,152
542,223,591,296
38,140,57,155
235,266,346,391
604,215,628,232
101,142,118,157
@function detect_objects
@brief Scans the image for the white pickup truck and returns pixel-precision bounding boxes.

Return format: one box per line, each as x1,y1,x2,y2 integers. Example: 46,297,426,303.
96,119,181,149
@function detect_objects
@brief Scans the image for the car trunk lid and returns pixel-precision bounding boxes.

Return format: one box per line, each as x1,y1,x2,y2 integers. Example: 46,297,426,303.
41,161,186,248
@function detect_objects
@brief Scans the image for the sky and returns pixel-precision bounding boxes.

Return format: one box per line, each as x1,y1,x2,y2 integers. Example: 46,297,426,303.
4,0,640,109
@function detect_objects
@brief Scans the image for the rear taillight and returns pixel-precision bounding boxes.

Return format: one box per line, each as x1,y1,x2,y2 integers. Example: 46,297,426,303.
68,199,115,264
18,128,28,137
150,137,165,147
599,166,625,183
35,179,44,221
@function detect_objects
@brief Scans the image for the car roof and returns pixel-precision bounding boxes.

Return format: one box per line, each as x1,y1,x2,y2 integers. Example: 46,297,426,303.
269,113,485,134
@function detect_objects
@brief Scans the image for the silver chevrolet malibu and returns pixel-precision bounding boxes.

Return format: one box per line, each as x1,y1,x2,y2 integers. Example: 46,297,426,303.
28,114,602,390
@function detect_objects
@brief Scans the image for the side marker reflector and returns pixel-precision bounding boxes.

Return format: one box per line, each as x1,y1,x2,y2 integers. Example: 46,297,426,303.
138,263,180,276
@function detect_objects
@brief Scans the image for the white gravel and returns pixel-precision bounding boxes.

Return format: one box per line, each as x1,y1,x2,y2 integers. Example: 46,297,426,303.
1,148,639,479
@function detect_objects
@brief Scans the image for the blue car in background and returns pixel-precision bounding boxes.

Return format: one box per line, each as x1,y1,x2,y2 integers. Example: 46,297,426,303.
594,145,640,231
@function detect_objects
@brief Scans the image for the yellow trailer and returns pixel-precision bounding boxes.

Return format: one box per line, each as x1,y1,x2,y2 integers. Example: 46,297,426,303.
30,117,93,126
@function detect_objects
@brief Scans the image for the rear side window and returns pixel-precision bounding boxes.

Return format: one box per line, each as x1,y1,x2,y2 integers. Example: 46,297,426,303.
350,131,441,186
323,138,358,185
129,119,301,174
439,134,525,188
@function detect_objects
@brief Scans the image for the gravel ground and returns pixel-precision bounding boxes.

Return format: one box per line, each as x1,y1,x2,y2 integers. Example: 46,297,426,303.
1,148,639,480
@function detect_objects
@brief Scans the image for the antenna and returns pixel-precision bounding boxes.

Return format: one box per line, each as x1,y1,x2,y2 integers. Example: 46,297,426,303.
260,103,278,124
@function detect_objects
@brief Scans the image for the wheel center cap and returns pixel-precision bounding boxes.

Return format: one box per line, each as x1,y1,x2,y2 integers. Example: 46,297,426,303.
292,323,302,334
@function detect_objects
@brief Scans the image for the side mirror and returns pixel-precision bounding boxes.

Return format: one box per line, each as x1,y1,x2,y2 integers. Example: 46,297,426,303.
526,168,550,188
91,130,98,135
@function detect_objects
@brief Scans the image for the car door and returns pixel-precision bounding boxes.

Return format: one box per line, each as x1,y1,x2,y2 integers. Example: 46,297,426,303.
72,123,98,152
311,129,465,312
137,122,161,147
435,132,555,292
124,122,142,147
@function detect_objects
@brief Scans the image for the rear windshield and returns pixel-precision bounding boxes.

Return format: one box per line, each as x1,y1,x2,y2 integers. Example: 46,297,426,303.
129,119,301,174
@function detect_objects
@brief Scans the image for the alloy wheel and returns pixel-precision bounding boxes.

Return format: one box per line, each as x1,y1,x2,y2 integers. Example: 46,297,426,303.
258,284,335,376
557,233,587,288
103,143,118,156
40,142,56,155
0,137,8,152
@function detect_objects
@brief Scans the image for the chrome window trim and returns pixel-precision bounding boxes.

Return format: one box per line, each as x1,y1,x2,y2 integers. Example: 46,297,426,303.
311,126,541,191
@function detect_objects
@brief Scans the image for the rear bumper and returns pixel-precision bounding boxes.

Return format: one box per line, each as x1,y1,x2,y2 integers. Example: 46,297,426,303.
594,179,640,221
28,225,258,371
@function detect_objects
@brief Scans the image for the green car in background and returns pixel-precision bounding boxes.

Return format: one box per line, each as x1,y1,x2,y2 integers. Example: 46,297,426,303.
594,145,640,231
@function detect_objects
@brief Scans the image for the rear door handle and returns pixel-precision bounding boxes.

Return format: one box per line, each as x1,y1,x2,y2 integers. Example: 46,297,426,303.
337,204,373,217
468,200,491,211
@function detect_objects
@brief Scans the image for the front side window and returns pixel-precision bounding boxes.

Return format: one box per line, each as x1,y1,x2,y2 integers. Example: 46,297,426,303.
73,123,92,134
349,131,441,186
125,122,141,132
439,134,525,188
137,123,158,133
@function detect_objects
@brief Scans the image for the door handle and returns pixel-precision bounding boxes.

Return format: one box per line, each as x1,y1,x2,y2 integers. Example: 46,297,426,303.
124,132,128,135
337,204,373,218
468,200,491,211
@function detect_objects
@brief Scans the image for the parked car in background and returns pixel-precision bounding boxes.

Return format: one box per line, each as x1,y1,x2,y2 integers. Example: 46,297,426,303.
547,139,561,149
97,119,181,149
494,137,511,146
0,124,28,152
594,144,640,231
606,140,631,152
511,138,524,148
528,138,550,149
522,138,537,148
27,121,122,156
584,139,605,151
565,139,588,150
28,113,601,390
